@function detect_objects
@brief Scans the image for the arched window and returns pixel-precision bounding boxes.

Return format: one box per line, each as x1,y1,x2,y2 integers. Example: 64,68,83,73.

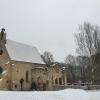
55,78,58,84
0,67,3,74
59,78,62,85
26,71,29,82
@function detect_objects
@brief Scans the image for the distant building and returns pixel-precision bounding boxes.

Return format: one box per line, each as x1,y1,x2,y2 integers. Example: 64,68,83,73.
0,29,67,91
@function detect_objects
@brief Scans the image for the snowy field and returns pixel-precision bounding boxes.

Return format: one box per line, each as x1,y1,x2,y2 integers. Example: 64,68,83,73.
0,89,100,100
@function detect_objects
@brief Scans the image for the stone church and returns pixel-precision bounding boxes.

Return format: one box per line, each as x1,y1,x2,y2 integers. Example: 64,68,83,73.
0,28,67,91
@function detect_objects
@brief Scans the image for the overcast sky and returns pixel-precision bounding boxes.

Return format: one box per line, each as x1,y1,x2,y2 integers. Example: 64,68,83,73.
0,0,100,62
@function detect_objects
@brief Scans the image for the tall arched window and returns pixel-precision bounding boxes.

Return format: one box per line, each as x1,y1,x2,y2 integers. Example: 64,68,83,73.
59,78,62,85
55,78,58,84
26,71,29,82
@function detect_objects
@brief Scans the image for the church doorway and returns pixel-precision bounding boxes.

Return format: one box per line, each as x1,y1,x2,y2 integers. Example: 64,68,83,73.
37,76,43,90
31,82,37,91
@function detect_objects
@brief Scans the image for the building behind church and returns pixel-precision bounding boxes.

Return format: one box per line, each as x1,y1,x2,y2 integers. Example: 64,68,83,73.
0,29,67,91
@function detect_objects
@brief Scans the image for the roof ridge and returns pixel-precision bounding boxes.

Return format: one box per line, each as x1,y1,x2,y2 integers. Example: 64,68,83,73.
7,39,36,49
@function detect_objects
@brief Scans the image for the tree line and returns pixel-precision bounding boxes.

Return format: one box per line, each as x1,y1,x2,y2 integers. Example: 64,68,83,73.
41,22,100,84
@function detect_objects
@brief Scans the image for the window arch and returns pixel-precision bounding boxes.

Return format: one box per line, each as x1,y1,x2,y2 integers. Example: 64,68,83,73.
26,71,29,82
55,78,58,84
59,78,62,85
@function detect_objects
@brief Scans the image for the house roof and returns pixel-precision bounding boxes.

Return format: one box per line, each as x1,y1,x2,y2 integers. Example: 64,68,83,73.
5,40,45,64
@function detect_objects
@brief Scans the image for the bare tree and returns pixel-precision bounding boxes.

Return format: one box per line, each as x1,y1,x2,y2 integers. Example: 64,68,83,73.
76,56,90,82
65,54,76,82
42,51,54,65
75,22,100,56
74,22,100,83
65,54,76,66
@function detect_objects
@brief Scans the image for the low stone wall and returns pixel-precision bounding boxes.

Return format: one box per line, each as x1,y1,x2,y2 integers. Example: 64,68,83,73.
53,85,100,91
0,87,9,91
88,85,100,90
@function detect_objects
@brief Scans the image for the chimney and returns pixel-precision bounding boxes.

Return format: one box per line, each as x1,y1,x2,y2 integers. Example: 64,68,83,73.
0,28,6,44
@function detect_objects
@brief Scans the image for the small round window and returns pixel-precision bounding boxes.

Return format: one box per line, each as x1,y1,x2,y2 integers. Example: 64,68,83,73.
0,67,3,74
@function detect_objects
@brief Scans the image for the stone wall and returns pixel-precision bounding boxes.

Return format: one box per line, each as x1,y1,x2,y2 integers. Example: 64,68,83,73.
31,65,67,91
11,61,45,90
11,61,35,91
53,85,100,91
0,44,12,90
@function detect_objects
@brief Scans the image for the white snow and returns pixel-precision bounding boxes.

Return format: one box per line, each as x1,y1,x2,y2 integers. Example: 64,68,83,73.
5,40,45,64
5,61,10,65
0,89,100,100
2,70,7,75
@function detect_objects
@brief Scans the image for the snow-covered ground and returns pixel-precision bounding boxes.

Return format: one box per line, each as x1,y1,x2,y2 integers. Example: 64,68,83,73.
0,89,100,100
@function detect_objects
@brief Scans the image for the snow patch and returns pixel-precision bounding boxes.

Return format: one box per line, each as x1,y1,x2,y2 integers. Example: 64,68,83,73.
2,70,7,75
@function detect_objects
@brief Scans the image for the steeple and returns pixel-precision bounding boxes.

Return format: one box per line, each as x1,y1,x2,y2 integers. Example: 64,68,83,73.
0,28,6,44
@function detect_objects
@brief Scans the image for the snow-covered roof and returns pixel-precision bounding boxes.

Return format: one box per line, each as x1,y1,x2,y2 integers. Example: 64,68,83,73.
5,40,45,64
